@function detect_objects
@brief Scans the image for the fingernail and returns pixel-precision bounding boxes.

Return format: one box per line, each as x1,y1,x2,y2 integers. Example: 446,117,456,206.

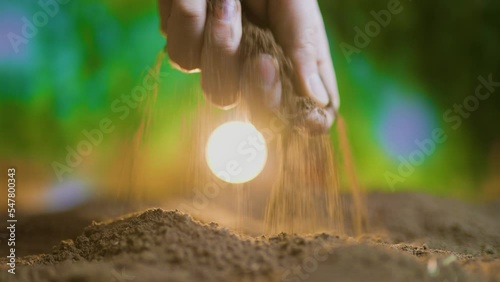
307,73,330,107
215,0,236,22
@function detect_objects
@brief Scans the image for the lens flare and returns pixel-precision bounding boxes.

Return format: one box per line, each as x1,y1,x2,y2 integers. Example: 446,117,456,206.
206,121,267,184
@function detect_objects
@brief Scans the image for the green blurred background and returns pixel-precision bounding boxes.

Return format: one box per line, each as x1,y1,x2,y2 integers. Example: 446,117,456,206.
1,0,499,213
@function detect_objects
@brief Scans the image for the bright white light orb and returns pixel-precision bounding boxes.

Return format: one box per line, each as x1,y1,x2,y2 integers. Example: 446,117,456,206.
206,121,267,184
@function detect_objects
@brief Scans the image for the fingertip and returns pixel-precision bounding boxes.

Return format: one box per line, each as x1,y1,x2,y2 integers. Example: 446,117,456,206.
166,41,201,72
302,106,334,135
260,55,282,109
306,73,330,108
165,0,206,72
290,48,331,109
330,84,341,113
318,55,341,112
289,97,334,135
201,78,240,110
200,0,243,110
243,54,282,110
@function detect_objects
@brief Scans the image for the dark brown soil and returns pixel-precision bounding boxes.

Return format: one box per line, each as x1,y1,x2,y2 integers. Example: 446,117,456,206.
1,192,499,282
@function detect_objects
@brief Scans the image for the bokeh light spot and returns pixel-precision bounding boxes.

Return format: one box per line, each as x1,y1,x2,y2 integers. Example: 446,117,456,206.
206,122,267,184
377,89,437,157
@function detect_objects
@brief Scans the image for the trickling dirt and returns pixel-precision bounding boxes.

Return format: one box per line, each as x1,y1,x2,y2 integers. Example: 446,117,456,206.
200,0,366,234
2,192,499,282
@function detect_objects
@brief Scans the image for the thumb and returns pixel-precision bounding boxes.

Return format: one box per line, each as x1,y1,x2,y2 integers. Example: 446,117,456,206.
268,0,330,108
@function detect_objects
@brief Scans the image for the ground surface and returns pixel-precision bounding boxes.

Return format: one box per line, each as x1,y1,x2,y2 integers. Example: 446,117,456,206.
1,192,499,282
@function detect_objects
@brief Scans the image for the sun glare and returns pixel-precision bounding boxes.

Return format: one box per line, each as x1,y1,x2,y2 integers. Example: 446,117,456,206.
205,121,267,184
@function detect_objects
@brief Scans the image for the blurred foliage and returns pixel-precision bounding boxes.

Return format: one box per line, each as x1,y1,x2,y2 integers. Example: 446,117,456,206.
0,0,499,199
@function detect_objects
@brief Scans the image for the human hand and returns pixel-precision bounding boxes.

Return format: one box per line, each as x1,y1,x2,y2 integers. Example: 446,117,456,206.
158,0,340,132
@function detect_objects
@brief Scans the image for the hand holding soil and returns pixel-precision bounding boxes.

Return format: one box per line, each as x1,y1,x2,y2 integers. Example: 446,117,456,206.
158,0,340,132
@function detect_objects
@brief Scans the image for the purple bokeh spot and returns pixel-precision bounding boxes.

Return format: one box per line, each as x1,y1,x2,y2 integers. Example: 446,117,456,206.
377,90,436,158
0,7,30,61
44,180,93,212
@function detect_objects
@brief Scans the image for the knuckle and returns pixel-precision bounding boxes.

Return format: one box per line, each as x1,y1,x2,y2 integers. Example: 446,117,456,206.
209,25,240,53
303,26,318,42
293,41,317,62
292,27,319,60
175,2,205,22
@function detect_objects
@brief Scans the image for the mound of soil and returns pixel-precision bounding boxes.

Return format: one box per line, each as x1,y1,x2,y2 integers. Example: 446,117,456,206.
1,192,499,282
0,193,500,282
